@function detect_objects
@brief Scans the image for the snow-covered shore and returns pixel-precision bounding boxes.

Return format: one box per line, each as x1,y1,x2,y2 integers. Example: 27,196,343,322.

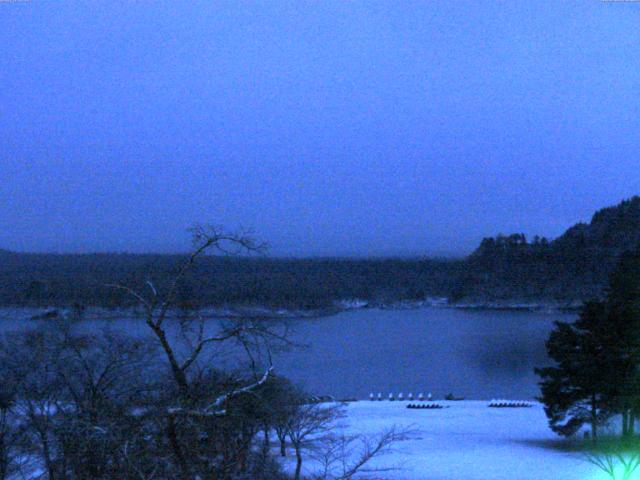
301,400,597,480
0,295,581,323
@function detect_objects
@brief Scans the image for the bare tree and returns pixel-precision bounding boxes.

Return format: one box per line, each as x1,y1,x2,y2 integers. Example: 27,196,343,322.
286,401,346,480
311,426,414,480
109,226,296,479
252,375,300,458
0,383,28,480
0,243,296,480
0,225,413,480
0,321,164,480
52,325,159,479
3,329,66,480
109,225,268,397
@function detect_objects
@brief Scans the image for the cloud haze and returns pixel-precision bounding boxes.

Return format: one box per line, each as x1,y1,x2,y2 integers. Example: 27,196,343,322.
1,2,639,256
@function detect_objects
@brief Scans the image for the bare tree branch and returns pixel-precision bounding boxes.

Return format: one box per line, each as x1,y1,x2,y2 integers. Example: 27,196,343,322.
105,284,153,313
205,366,273,414
310,425,418,480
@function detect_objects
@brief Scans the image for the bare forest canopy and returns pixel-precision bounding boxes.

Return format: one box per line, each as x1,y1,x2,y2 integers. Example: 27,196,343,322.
2,196,640,310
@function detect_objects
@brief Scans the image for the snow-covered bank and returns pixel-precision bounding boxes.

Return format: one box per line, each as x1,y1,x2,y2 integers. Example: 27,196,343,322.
304,401,597,480
0,305,335,322
0,295,579,323
450,300,582,313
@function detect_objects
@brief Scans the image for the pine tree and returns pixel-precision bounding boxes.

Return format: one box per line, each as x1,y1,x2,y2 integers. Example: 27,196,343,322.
603,248,640,436
536,246,640,439
536,301,614,439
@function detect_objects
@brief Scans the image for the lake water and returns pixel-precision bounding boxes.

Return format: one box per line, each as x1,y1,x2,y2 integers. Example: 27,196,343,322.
0,307,574,401
274,307,573,400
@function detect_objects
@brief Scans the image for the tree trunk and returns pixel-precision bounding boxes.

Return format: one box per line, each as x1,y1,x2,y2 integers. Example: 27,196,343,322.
622,409,629,437
590,394,598,442
294,446,303,480
262,425,270,458
630,412,636,436
278,433,286,457
41,434,55,480
0,438,7,480
150,323,190,396
237,441,248,474
166,415,190,480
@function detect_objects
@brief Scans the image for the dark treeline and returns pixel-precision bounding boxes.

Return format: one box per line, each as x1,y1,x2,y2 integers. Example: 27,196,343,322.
0,252,462,310
3,196,640,310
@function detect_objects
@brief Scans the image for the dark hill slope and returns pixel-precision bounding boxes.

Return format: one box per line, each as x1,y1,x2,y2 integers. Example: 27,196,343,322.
453,196,640,304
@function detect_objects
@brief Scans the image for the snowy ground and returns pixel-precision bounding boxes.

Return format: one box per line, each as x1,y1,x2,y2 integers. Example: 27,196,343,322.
299,400,603,480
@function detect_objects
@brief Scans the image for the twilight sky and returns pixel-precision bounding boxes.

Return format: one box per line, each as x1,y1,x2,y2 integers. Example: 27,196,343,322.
1,1,639,256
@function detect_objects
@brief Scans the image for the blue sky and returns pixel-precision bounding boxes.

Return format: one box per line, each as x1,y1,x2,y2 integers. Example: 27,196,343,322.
1,1,639,256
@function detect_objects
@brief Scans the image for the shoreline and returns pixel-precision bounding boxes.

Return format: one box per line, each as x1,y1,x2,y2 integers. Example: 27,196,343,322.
0,297,581,322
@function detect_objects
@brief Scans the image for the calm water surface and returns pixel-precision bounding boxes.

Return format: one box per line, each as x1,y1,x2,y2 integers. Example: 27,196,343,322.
0,307,574,400
274,307,573,400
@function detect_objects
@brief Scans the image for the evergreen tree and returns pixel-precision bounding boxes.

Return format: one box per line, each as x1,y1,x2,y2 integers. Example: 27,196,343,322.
603,248,640,436
537,245,640,439
536,301,614,439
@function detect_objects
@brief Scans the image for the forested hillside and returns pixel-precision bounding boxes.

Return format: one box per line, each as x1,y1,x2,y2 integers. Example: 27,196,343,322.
452,196,640,304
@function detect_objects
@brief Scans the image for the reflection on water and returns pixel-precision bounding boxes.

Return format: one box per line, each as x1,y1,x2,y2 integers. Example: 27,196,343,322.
0,307,574,400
